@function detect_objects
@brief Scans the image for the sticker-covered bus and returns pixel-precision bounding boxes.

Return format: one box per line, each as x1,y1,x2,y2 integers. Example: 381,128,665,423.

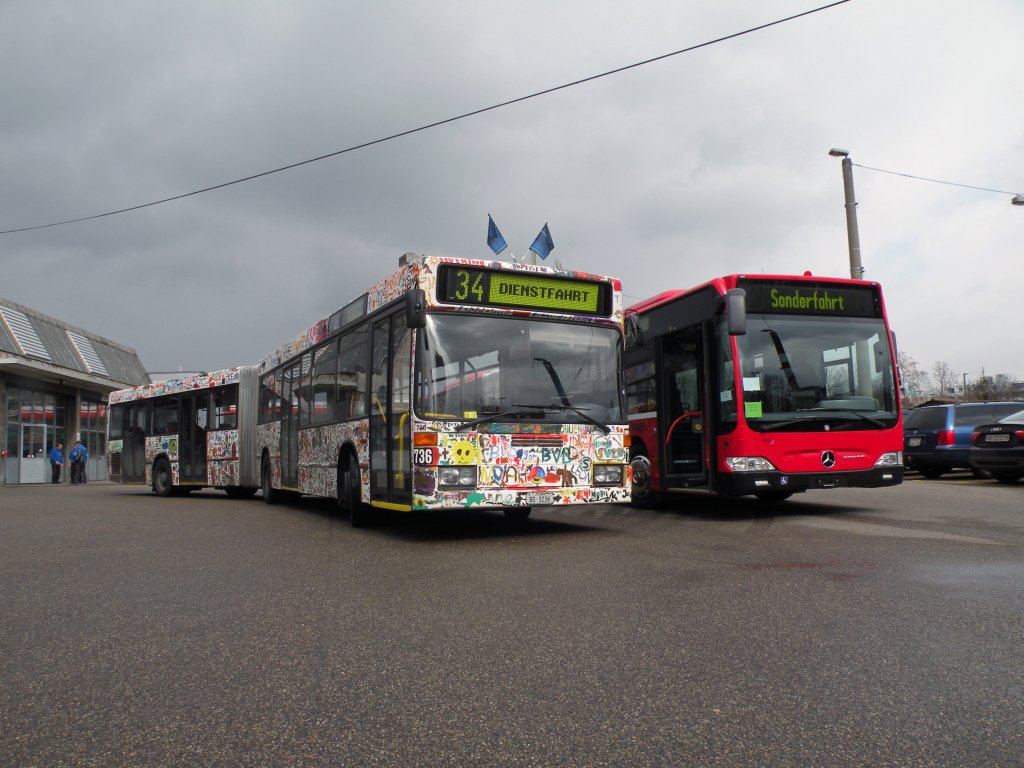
106,367,259,496
256,253,630,525
625,273,902,504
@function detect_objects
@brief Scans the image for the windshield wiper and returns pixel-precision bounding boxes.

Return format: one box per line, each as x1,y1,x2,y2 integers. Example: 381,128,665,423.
455,407,545,432
533,357,571,406
514,402,611,434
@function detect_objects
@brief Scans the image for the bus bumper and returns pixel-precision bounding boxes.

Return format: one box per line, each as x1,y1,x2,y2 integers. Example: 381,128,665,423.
715,466,904,496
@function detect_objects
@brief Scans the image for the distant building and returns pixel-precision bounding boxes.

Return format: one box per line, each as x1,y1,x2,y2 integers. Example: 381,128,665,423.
0,297,149,485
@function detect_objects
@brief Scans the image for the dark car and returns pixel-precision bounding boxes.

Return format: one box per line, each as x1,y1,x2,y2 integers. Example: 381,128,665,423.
968,407,1024,484
903,402,1024,478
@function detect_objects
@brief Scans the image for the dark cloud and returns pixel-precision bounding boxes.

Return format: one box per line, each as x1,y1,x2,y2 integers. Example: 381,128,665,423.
3,0,1023,382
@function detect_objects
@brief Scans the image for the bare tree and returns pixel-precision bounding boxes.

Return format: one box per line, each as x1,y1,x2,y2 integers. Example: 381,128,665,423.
932,361,957,399
898,351,930,404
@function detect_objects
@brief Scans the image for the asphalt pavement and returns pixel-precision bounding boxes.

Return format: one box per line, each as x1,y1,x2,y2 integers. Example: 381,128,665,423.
1,477,1022,767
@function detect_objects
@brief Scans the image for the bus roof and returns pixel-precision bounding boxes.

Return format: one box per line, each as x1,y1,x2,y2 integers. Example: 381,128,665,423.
109,366,249,405
258,254,623,372
626,273,880,314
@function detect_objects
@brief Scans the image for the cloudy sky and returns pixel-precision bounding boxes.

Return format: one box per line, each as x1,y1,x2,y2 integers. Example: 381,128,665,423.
2,0,1022,386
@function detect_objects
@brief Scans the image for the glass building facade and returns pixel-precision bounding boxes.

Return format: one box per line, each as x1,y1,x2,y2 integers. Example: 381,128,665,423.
0,298,149,485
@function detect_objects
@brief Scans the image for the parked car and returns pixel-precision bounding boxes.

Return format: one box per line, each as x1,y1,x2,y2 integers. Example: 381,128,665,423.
903,402,1024,479
968,407,1024,484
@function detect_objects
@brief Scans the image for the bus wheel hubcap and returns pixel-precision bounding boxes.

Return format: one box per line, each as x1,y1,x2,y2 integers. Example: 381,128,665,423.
630,455,651,496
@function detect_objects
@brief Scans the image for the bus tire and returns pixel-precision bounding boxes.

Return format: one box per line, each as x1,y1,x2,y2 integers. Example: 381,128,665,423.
629,449,660,509
341,453,369,528
261,457,278,505
152,458,173,497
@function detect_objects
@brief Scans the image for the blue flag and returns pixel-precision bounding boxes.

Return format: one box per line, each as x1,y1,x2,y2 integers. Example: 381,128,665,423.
529,223,554,260
486,214,507,255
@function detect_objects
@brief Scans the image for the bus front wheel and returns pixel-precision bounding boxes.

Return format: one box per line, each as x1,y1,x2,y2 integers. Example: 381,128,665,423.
629,450,660,509
341,454,369,528
153,459,173,497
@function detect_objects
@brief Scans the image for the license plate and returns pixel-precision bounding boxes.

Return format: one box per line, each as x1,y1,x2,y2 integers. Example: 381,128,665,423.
525,492,555,504
908,437,922,447
986,433,1011,443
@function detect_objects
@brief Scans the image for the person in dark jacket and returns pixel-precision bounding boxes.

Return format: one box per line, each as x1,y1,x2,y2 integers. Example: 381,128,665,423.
49,442,64,484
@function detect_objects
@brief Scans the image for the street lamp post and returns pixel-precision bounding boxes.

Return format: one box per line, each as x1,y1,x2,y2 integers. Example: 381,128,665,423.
961,371,983,401
828,148,864,280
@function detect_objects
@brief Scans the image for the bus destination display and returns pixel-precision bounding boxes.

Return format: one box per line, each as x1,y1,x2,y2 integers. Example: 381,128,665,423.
438,265,608,316
739,279,881,318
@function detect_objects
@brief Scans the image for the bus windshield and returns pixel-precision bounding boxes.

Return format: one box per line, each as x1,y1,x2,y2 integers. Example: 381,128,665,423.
416,313,624,426
729,314,898,432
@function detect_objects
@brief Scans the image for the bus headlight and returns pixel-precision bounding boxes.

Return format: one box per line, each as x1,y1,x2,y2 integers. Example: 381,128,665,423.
593,464,624,486
874,452,902,466
438,466,477,487
725,456,777,472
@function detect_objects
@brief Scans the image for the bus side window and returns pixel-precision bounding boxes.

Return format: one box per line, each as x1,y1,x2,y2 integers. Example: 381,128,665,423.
338,324,368,420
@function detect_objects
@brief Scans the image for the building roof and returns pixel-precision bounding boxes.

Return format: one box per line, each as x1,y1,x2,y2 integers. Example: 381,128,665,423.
0,297,150,391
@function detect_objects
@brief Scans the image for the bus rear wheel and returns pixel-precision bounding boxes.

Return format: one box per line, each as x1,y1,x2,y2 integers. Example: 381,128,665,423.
152,459,173,497
261,457,278,505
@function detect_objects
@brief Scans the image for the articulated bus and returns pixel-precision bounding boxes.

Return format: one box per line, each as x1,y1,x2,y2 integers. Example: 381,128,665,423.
625,273,903,504
107,367,260,496
256,253,631,525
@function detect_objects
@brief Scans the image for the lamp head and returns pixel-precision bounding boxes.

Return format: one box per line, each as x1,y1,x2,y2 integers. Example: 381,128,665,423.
828,148,850,158
1012,194,1024,206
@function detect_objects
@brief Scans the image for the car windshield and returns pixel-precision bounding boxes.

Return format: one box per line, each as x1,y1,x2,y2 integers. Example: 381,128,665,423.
416,313,624,426
727,313,899,432
904,407,946,429
999,408,1024,424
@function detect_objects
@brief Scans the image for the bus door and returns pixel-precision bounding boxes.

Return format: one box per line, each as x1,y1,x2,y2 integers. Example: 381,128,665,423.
179,393,207,484
122,402,147,482
281,361,301,489
660,328,707,486
369,311,412,507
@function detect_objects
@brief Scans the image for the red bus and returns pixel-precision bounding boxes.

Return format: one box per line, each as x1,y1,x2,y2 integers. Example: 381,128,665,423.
625,274,903,503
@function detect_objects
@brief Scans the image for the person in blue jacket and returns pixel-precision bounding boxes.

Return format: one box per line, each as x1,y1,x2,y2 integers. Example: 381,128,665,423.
49,442,64,484
69,440,88,484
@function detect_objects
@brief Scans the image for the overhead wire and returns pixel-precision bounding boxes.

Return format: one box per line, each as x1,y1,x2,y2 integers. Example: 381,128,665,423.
853,164,1020,197
1,0,852,235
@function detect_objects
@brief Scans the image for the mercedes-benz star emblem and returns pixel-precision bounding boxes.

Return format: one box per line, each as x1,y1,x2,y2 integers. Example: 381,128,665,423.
821,451,836,468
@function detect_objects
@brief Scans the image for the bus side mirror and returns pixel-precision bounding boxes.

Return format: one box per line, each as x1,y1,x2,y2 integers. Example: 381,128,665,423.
725,289,746,336
405,289,426,328
626,313,643,346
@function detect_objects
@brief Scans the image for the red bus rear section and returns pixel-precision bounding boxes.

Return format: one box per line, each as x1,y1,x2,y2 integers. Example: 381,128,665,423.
625,274,903,503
